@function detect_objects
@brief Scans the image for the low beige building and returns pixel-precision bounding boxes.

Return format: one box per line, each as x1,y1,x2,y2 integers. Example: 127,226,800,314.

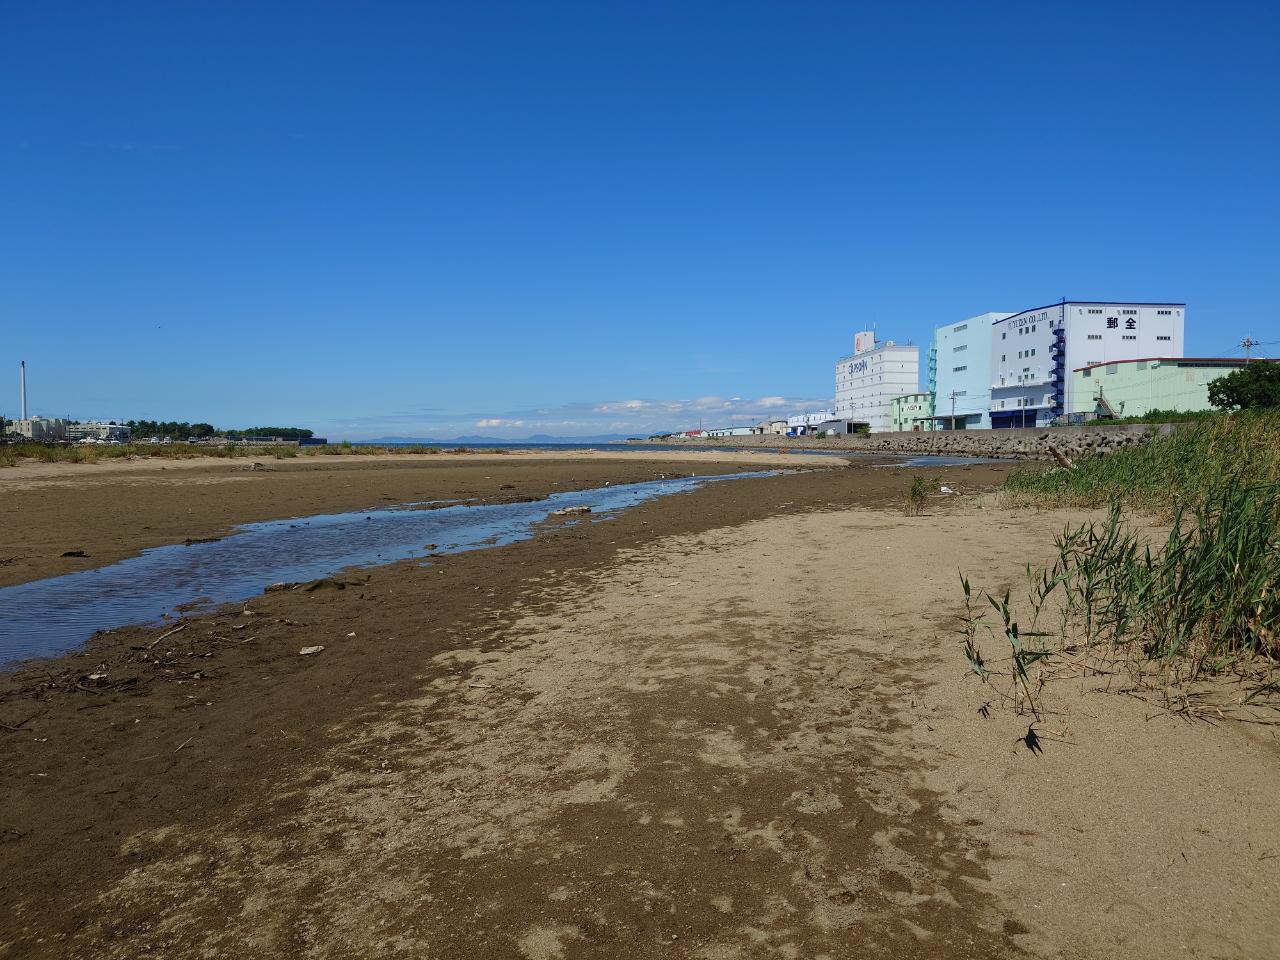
7,417,67,440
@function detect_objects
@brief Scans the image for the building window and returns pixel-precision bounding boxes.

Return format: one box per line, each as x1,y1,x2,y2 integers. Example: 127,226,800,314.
1087,334,1102,340
1001,332,1006,340
1030,348,1036,356
1088,308,1103,314
953,365,967,372
1001,354,1006,362
1122,335,1136,340
1122,309,1137,315
1157,335,1171,341
954,323,968,332
954,344,967,352
1157,309,1172,315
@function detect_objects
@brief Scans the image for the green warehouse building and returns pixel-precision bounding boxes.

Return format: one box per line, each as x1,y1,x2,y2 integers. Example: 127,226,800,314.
1071,357,1267,419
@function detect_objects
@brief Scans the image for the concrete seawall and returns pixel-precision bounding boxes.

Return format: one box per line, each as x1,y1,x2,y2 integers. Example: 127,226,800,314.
631,423,1180,460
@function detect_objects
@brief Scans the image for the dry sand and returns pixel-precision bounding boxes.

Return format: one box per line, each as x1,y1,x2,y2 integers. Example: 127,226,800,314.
1,458,1276,959
0,448,838,486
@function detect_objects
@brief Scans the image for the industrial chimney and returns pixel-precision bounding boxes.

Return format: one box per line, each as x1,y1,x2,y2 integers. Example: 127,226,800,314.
19,360,27,420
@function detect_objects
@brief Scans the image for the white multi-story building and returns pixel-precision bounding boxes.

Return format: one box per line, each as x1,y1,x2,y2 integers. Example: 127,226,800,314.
834,332,919,432
989,302,1185,428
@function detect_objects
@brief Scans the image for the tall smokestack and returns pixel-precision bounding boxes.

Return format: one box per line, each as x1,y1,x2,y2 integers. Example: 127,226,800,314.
19,360,27,420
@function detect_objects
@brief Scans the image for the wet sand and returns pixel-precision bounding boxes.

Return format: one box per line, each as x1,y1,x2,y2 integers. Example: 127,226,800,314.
1,454,1277,959
0,450,836,588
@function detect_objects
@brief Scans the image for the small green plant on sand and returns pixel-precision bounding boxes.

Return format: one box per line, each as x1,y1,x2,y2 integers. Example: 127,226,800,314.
904,474,928,516
961,479,1280,720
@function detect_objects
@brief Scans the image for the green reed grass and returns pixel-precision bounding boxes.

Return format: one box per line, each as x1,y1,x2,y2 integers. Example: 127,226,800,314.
1005,411,1280,514
904,474,928,516
1042,481,1278,674
963,412,1280,714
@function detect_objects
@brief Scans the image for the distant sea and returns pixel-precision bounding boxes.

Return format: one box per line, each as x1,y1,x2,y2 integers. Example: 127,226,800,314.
356,441,881,458
353,441,996,466
355,440,756,454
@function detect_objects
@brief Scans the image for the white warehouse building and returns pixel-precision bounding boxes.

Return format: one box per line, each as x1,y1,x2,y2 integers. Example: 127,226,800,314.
834,331,920,432
989,301,1185,428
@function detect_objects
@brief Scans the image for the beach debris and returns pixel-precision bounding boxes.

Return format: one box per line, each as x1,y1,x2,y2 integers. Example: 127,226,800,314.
346,632,356,637
551,506,592,517
60,549,87,558
183,535,222,546
1047,443,1076,471
304,578,361,591
299,645,325,656
145,622,188,650
939,485,956,495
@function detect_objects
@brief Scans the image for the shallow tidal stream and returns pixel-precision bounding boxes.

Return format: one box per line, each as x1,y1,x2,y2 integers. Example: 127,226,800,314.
0,471,778,667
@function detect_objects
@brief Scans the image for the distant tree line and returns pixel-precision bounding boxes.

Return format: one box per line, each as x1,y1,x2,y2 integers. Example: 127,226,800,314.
126,420,314,440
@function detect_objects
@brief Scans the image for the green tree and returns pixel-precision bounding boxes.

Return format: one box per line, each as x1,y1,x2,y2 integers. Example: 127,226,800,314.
1208,363,1280,411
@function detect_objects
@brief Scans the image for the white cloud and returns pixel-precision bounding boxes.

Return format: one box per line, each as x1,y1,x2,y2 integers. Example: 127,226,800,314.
321,393,832,440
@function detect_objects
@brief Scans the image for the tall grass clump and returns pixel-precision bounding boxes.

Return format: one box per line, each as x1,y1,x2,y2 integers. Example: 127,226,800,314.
964,412,1280,718
904,474,928,516
1005,411,1280,515
1049,481,1276,676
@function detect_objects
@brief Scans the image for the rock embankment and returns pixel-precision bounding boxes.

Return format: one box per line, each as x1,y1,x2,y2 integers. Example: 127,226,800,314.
633,423,1179,461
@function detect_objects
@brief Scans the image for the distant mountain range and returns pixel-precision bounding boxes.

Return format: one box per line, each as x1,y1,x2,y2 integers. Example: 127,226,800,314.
361,433,639,445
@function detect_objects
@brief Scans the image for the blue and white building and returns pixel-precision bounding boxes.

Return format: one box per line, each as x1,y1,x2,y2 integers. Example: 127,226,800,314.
989,301,1185,428
927,312,1012,429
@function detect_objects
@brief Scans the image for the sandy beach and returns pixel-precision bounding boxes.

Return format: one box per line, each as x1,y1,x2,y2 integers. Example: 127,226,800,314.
1,452,1277,959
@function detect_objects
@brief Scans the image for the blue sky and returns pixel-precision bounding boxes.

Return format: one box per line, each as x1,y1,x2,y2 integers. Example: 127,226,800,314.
3,1,1278,439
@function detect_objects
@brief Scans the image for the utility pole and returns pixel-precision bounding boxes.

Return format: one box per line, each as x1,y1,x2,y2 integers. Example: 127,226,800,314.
1241,337,1258,360
949,391,958,430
